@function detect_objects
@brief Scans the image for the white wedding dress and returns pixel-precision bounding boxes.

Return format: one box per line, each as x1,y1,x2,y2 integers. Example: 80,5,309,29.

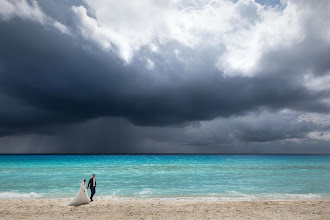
65,180,90,206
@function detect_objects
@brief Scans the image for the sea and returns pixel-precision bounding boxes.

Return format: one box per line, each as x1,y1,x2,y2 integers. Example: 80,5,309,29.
0,155,330,201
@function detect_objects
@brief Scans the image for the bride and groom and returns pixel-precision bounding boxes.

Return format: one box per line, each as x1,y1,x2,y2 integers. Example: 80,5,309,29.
66,174,96,206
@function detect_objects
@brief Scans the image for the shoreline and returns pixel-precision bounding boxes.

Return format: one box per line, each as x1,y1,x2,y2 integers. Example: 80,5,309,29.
1,197,330,201
1,199,330,219
2,195,330,202
1,192,329,202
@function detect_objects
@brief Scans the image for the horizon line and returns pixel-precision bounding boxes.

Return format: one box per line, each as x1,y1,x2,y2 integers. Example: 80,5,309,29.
1,153,330,155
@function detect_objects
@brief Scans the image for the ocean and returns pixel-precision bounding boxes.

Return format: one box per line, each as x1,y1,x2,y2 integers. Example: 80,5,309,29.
0,155,330,201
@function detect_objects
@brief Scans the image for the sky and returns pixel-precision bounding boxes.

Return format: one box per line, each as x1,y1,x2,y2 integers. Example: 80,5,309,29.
0,0,329,154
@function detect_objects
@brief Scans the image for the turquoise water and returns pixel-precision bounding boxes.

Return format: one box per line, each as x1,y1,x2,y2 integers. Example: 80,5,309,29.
0,155,330,200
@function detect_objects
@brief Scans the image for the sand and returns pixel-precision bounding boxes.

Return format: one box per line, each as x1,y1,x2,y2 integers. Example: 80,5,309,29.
0,199,329,220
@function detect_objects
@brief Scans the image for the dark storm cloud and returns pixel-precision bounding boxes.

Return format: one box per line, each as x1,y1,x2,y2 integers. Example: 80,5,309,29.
0,18,329,134
1,112,330,154
0,0,329,153
258,33,330,77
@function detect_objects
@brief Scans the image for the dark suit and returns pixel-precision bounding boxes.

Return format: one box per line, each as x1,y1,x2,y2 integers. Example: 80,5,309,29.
88,178,96,200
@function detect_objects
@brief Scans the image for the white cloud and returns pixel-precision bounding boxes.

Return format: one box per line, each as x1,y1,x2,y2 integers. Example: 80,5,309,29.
53,20,71,35
216,0,305,76
307,132,330,141
0,0,47,24
72,1,170,62
146,58,154,70
72,5,137,62
68,0,329,78
174,49,182,61
2,0,328,78
304,73,330,92
297,112,330,127
149,43,158,53
0,0,71,36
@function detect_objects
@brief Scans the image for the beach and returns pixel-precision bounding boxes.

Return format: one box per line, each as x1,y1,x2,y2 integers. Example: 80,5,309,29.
1,199,330,220
1,155,330,219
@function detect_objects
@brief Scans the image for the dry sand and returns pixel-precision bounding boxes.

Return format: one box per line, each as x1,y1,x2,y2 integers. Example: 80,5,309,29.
0,199,330,220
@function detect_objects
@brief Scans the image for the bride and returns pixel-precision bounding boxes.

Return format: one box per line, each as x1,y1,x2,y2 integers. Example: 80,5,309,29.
65,179,90,206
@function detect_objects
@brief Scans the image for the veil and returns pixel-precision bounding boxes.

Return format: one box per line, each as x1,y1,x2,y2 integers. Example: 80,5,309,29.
80,180,85,190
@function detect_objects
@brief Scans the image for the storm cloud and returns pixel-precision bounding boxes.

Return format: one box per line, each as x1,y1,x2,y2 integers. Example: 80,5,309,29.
0,0,329,153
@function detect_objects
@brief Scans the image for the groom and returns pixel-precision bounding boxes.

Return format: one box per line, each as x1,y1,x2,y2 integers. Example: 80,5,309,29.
87,174,96,201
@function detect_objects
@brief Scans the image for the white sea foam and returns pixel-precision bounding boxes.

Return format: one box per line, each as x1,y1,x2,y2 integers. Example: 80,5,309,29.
138,188,153,195
0,191,328,201
95,192,330,201
0,191,42,199
258,193,324,201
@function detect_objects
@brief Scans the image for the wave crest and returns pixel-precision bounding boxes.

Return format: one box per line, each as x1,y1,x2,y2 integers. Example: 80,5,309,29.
0,191,42,199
